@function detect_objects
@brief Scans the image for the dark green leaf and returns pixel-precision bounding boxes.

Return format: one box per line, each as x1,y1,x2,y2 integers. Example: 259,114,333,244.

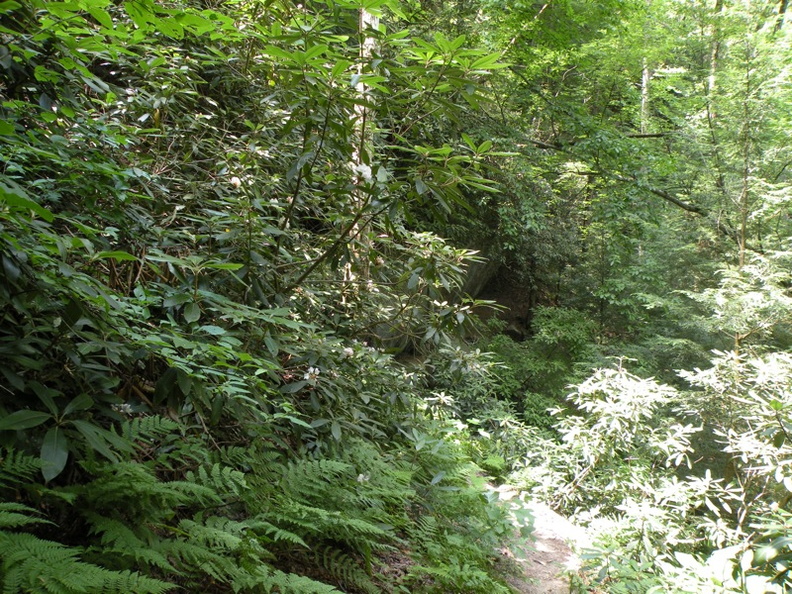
71,420,118,462
0,182,54,222
41,427,69,482
28,382,59,415
280,381,308,394
176,13,216,35
0,410,51,431
281,415,312,429
163,293,192,307
264,333,279,357
155,368,178,404
87,6,114,29
176,370,192,396
184,302,201,323
63,393,93,416
124,0,154,28
0,368,25,392
0,1,22,14
1,253,20,281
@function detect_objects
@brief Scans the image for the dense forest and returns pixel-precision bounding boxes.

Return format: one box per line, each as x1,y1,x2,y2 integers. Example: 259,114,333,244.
2,0,792,591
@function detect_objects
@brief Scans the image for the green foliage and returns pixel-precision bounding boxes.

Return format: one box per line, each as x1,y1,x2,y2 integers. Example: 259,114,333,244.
0,0,524,591
512,248,792,591
521,392,559,434
0,500,173,594
8,0,792,592
684,253,792,351
401,455,517,594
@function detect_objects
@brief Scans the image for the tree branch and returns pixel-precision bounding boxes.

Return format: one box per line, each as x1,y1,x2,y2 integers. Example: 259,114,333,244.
610,173,708,215
522,133,763,253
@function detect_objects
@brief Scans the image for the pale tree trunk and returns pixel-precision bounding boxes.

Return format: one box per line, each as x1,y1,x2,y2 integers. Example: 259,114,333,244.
737,38,754,272
353,7,379,171
708,0,723,98
640,58,650,134
343,8,379,296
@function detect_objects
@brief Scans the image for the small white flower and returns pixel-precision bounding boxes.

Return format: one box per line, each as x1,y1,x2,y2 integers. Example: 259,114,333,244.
342,347,354,358
352,163,372,183
356,473,370,483
303,366,320,384
112,403,134,415
230,176,242,188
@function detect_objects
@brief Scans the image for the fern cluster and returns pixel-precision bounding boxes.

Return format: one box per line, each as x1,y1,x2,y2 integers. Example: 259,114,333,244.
1,419,520,593
0,502,173,594
0,0,530,591
0,437,353,593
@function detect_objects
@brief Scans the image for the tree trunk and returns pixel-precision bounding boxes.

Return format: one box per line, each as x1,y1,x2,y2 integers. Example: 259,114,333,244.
640,58,650,134
344,8,379,292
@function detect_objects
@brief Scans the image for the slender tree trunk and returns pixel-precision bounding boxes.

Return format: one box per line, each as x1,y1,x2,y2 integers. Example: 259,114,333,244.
734,35,757,356
776,0,789,33
705,0,731,226
708,0,723,98
343,8,379,294
737,39,753,271
640,58,650,134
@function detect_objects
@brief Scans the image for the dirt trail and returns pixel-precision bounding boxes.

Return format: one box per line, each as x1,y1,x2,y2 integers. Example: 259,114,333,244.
493,487,591,593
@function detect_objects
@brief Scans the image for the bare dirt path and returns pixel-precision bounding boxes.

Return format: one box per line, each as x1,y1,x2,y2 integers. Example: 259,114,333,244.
493,487,591,593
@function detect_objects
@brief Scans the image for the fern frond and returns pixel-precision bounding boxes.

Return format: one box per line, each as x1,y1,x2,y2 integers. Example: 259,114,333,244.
84,513,176,572
167,478,224,506
315,545,379,594
278,571,343,594
282,459,354,501
211,445,277,471
232,566,341,594
81,462,215,517
0,531,174,594
162,538,237,583
95,569,175,594
121,416,179,444
269,500,388,554
0,503,50,529
249,517,309,549
185,463,248,497
408,560,512,594
326,515,389,542
178,516,245,551
411,515,439,541
0,450,40,489
267,500,333,533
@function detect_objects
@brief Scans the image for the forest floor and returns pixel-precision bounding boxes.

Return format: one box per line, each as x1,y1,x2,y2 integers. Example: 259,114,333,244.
494,487,591,593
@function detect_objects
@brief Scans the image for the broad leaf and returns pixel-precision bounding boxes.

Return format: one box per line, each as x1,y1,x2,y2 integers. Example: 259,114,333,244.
0,410,51,431
41,427,69,482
